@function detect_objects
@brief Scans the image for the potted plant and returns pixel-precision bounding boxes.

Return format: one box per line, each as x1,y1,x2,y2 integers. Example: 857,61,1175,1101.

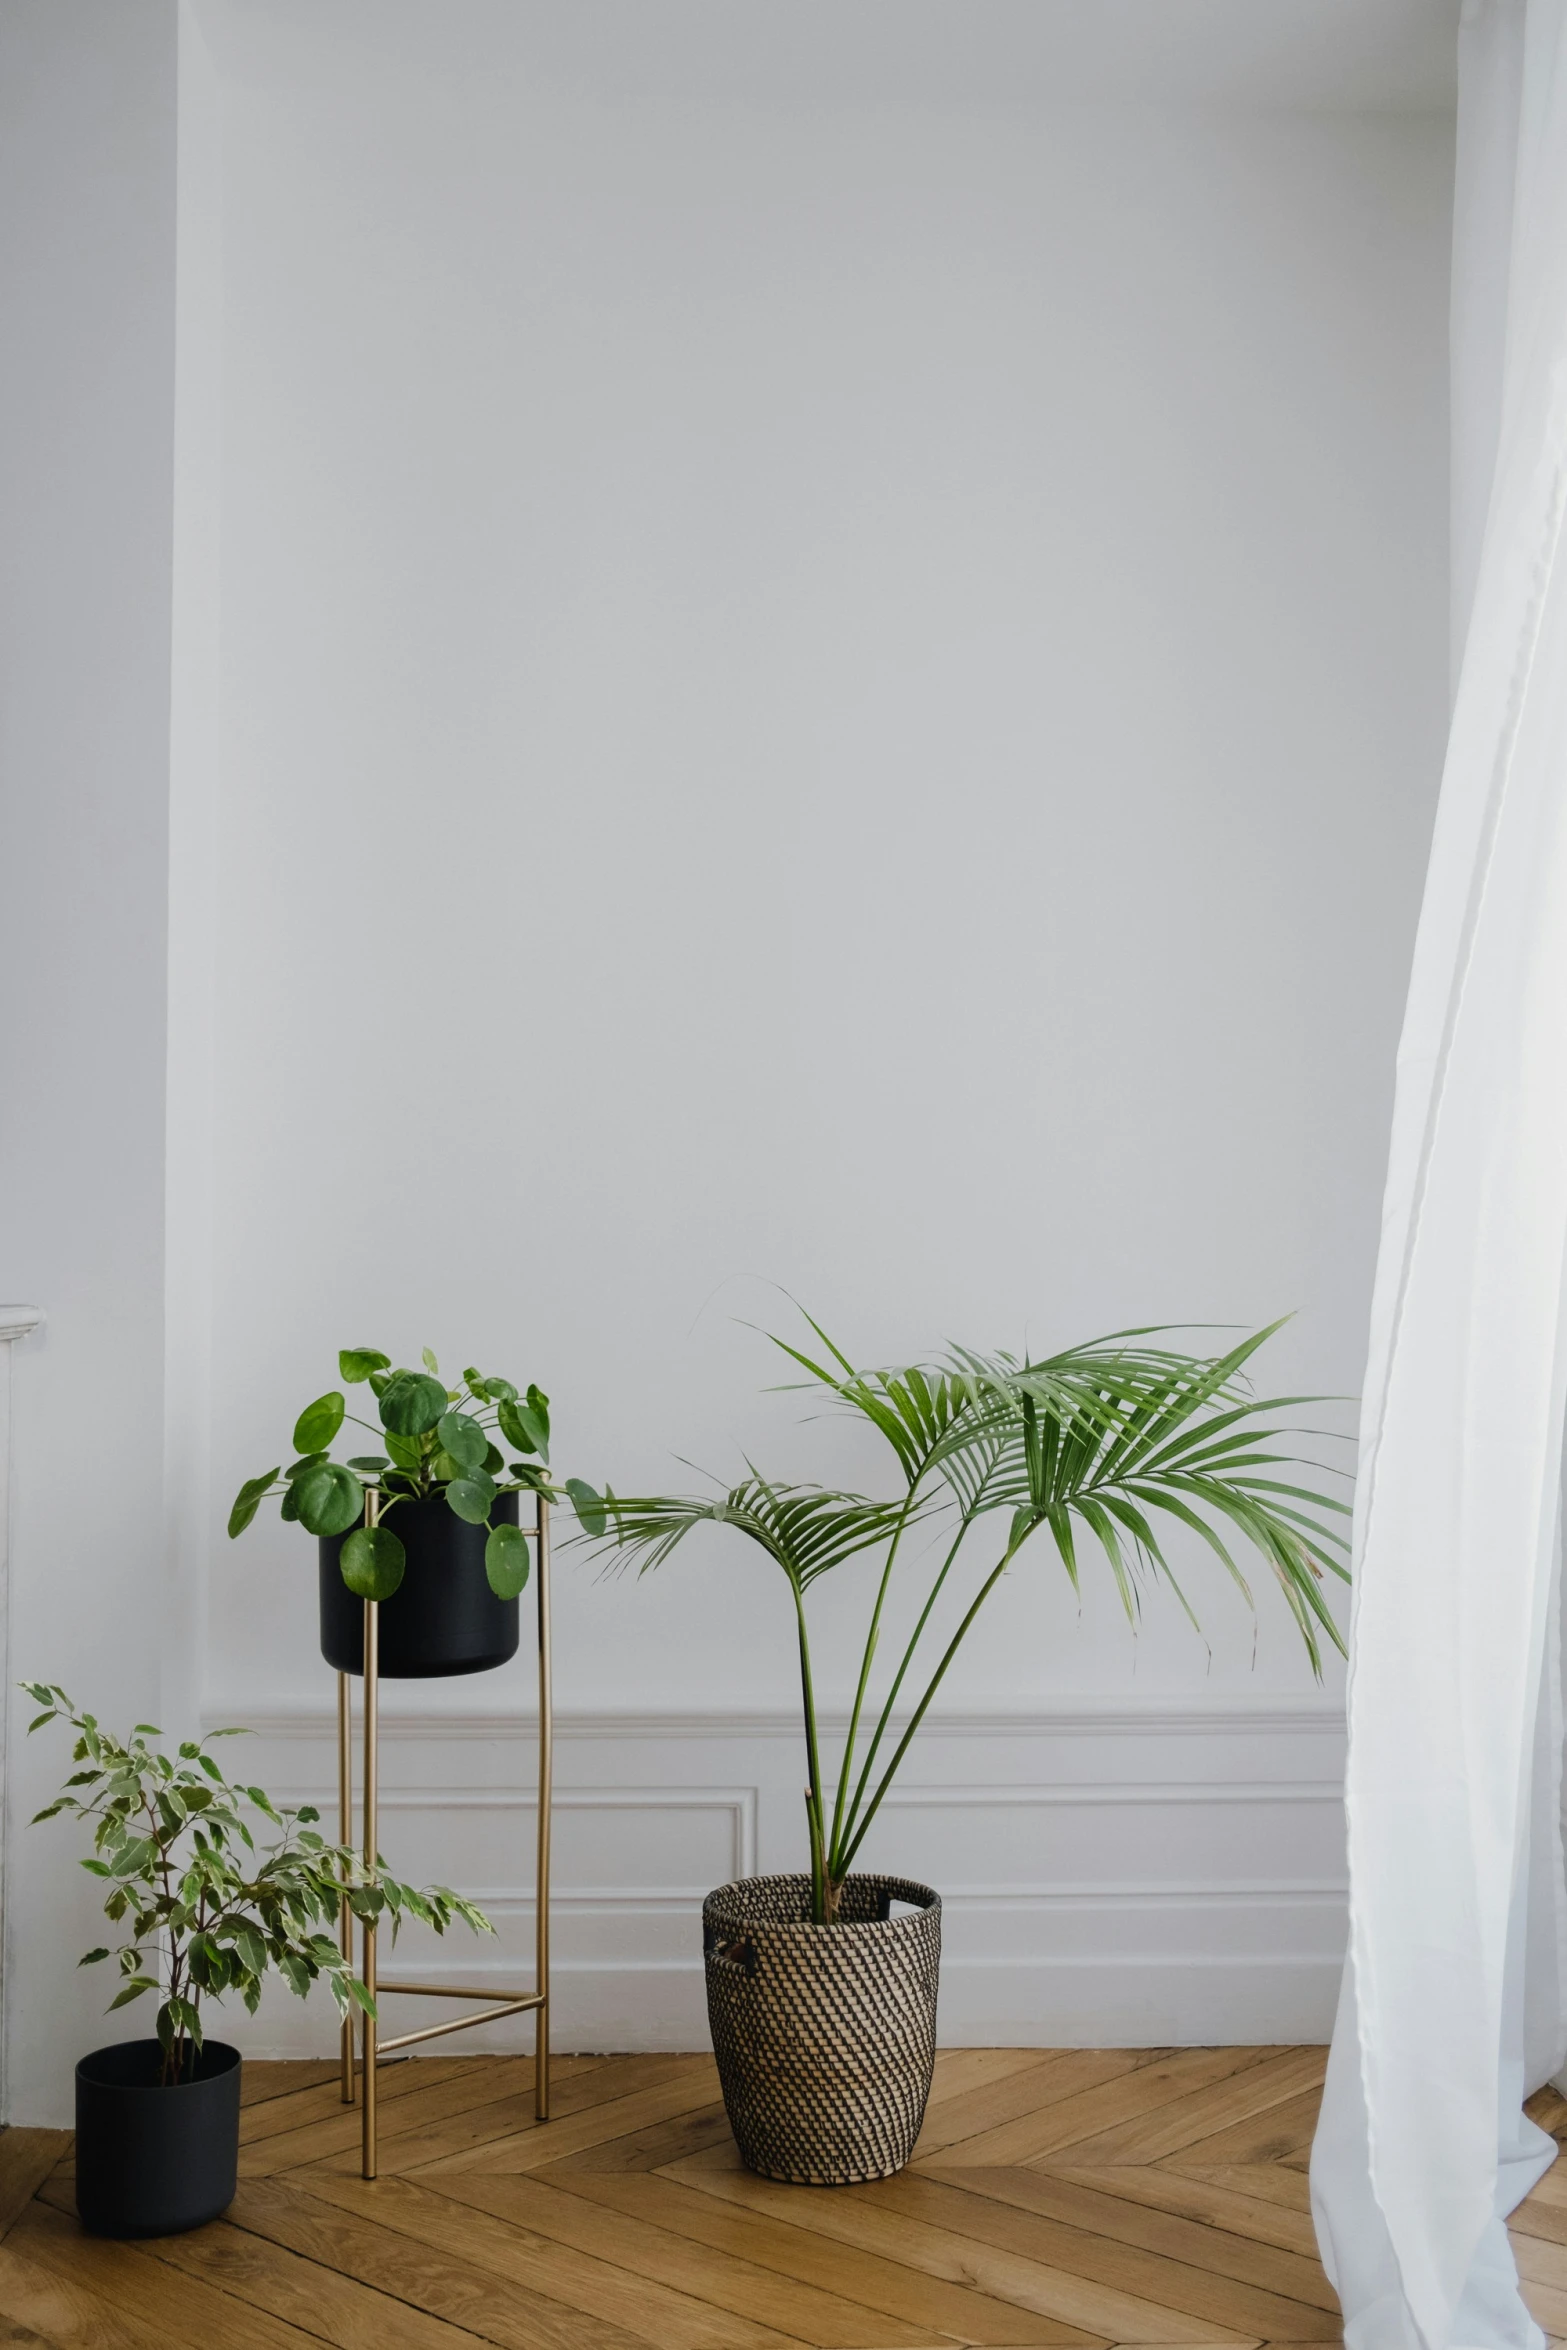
227,1347,599,1678
24,1683,490,2236
589,1314,1349,2186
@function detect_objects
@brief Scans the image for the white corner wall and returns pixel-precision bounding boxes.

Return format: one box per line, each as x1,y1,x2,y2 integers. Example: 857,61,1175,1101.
0,0,1453,2112
0,0,179,2125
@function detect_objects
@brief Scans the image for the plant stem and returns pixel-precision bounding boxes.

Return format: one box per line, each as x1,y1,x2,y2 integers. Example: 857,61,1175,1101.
827,1490,918,1874
792,1582,829,1925
831,1516,970,1874
838,1533,1024,1878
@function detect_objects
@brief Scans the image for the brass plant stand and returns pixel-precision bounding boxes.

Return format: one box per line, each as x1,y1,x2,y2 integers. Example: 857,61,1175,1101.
334,1488,553,2179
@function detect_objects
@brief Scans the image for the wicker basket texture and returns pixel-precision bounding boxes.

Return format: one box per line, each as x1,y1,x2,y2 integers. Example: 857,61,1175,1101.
702,1872,941,2185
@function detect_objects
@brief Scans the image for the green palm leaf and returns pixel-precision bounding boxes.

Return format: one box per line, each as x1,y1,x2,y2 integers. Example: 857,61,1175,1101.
598,1476,908,1592
590,1313,1350,1920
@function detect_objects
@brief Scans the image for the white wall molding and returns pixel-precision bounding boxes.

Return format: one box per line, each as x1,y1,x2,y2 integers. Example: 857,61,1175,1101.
214,1694,1348,2054
210,1694,1347,1741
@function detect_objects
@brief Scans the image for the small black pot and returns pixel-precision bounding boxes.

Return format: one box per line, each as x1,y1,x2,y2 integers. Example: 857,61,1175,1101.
75,2038,240,2237
319,1490,521,1678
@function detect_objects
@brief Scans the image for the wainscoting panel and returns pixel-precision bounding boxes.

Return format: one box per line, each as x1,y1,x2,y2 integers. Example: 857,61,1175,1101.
211,1696,1347,2055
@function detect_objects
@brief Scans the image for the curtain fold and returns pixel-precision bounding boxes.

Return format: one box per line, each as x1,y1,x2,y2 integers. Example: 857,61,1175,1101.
1309,5,1567,2345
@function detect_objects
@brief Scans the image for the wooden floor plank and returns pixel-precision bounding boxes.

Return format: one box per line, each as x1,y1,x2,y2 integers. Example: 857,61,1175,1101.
923,2166,1337,2312
242,2055,521,2145
925,2048,1079,2110
317,2058,723,2180
1510,2191,1567,2249
659,2146,1260,2344
303,2167,919,2350
240,2060,342,2111
527,2169,1099,2347
1174,2167,1312,2220
912,2054,1157,2162
1512,2231,1567,2293
546,2101,738,2175
232,2173,670,2349
0,2236,241,2350
1055,2168,1320,2262
298,2057,688,2180
10,2201,323,2350
0,2138,73,2248
162,2178,632,2350
855,2170,1331,2340
936,2052,1276,2170
1055,2055,1327,2171
1521,2275,1567,2340
418,2062,724,2178
243,2052,634,2178
1158,2092,1325,2177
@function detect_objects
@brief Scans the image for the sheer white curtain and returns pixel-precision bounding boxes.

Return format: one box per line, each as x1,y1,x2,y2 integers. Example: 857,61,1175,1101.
1308,5,1567,2346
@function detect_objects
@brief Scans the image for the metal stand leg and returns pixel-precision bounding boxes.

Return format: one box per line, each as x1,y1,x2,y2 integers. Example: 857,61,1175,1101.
536,1491,552,2122
338,1670,354,2104
347,1482,551,2174
362,1508,380,2178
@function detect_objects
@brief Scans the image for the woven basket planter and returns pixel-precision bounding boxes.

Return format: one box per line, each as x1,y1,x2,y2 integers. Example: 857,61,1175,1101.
702,1872,941,2185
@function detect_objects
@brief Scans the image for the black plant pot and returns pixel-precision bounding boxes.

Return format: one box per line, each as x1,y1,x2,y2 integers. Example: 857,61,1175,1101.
319,1490,521,1678
75,2038,240,2237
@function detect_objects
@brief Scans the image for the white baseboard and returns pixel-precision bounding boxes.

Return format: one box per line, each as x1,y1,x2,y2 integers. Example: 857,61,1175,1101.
207,1695,1347,2055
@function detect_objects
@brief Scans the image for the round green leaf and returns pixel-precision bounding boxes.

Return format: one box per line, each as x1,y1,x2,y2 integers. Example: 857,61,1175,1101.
485,1524,530,1599
339,1348,390,1385
279,1482,301,1523
379,1371,448,1437
294,1463,364,1538
565,1479,608,1539
227,1470,279,1540
437,1411,488,1472
422,1347,440,1376
383,1428,423,1473
293,1391,345,1454
347,1454,389,1473
340,1525,406,1600
482,1440,505,1476
497,1398,546,1457
284,1451,328,1480
446,1473,497,1526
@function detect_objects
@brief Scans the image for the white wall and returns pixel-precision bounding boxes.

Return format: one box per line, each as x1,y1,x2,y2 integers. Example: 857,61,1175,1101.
0,0,1454,2106
0,0,179,2121
192,13,1450,2055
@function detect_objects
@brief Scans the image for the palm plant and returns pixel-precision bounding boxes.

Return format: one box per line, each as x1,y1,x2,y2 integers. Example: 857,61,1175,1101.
589,1315,1349,1925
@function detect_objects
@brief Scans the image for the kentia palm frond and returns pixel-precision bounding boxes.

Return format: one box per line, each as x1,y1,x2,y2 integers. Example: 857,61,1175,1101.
935,1326,1351,1669
597,1476,910,1591
767,1310,1000,1494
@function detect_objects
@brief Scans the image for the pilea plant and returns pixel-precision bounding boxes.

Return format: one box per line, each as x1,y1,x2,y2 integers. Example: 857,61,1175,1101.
25,1683,492,2085
227,1347,603,1603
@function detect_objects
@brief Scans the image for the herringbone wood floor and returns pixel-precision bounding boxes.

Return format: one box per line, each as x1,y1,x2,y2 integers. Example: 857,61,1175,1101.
2,2050,1566,2349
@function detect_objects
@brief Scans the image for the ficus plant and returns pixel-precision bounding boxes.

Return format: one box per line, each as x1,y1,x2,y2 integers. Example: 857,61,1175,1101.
227,1347,603,1604
25,1683,492,2086
589,1314,1350,1927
